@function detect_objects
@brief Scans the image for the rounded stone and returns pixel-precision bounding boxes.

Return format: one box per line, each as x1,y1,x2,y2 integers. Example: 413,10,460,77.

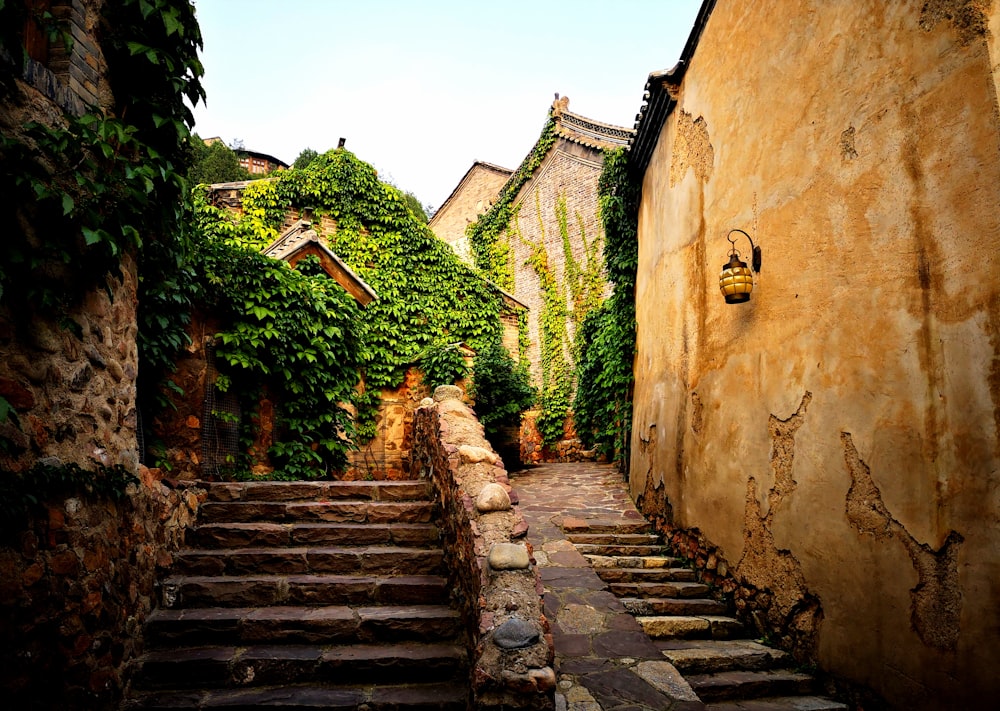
433,385,462,402
419,397,434,407
493,617,539,649
489,542,530,570
461,444,498,465
476,483,511,513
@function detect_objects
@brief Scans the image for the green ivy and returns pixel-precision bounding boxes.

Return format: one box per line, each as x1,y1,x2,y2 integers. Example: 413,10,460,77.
574,147,638,465
187,149,506,461
521,192,574,444
470,336,536,442
176,191,363,477
0,0,204,311
468,115,558,289
418,341,469,390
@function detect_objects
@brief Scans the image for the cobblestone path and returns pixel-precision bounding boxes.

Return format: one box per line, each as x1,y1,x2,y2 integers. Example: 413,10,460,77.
511,463,704,711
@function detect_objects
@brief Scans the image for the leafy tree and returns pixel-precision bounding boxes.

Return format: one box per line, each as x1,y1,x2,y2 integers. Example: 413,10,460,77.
187,135,250,185
293,147,319,170
402,190,429,223
471,336,536,441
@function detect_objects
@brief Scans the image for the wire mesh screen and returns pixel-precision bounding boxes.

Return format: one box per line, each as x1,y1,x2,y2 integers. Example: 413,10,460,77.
201,343,241,477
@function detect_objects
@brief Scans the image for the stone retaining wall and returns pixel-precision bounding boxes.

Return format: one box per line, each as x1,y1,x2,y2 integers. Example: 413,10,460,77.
0,467,203,709
413,386,555,710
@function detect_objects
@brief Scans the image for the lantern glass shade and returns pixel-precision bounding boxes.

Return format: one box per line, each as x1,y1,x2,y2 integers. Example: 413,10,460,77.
720,254,753,303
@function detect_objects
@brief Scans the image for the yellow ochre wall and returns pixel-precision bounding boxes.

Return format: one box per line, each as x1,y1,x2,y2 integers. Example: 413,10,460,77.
630,1,1000,706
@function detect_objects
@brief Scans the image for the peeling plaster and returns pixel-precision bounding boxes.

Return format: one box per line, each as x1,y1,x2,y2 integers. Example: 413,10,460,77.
669,110,714,187
735,392,823,657
842,432,964,650
919,0,990,46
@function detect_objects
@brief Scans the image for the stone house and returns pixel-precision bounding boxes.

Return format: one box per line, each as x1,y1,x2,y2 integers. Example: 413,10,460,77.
628,0,1000,707
430,160,513,263
152,215,378,479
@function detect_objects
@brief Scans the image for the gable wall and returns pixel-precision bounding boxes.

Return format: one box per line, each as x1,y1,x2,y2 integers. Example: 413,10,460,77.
508,138,609,385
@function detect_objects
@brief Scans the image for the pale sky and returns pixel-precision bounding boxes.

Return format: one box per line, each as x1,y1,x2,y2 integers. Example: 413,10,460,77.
190,0,702,212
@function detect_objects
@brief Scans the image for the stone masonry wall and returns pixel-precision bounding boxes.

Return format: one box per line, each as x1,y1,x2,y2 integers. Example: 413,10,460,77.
413,386,555,710
0,467,203,709
0,254,140,474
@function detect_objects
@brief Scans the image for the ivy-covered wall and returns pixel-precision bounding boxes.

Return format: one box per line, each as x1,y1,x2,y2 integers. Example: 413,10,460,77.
149,150,510,479
467,104,628,449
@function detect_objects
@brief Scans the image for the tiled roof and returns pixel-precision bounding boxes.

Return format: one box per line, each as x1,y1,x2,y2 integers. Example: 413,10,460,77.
429,161,514,227
262,221,377,306
628,0,717,178
554,110,633,150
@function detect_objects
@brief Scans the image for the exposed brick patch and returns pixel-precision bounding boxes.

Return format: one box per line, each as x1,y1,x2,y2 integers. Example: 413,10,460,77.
919,0,990,45
669,110,715,187
842,432,964,649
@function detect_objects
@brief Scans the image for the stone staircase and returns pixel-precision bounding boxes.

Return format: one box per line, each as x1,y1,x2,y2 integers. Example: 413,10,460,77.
125,480,469,710
565,523,846,711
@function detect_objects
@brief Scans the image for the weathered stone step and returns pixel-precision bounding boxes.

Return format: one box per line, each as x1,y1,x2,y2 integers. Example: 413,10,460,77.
585,554,686,569
638,615,745,640
656,639,790,675
173,546,444,576
565,532,663,546
623,596,729,617
133,643,467,690
593,567,696,583
202,480,433,503
706,695,847,710
198,500,434,524
186,522,440,549
127,681,469,710
687,669,818,702
573,543,670,556
608,580,711,599
561,519,652,534
145,605,463,647
160,574,449,608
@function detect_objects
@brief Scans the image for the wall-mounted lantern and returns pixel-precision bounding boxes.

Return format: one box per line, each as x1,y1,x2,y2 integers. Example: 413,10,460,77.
719,229,762,304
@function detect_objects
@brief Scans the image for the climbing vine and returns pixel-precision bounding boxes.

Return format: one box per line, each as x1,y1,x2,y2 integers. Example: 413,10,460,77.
189,149,506,456
574,147,639,465
0,0,204,311
467,116,558,289
178,191,364,477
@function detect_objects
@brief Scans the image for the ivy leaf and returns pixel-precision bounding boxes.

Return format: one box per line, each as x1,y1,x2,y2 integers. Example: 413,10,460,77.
81,226,104,246
61,193,74,216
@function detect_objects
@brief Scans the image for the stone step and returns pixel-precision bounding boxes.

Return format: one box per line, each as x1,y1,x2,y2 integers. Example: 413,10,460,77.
687,669,819,702
593,567,696,583
186,522,441,549
607,580,711,599
561,519,652,534
573,543,670,556
638,615,745,640
132,643,467,690
656,639,790,675
173,546,444,576
706,695,847,711
622,596,729,617
201,480,433,503
127,681,469,710
197,500,434,525
145,605,463,646
565,532,663,546
585,554,686,569
160,574,449,608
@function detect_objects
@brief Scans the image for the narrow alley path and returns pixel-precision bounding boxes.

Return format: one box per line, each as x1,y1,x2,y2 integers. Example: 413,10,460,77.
511,463,704,711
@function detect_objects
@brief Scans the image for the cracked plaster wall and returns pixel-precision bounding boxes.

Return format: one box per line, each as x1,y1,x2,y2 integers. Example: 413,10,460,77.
630,1,1000,708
